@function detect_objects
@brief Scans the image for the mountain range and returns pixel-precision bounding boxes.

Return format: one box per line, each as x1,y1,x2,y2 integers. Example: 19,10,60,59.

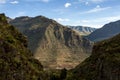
9,16,93,69
68,26,96,36
87,20,120,41
1,13,120,80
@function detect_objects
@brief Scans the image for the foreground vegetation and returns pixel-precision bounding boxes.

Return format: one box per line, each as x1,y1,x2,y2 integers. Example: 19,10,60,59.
0,14,120,80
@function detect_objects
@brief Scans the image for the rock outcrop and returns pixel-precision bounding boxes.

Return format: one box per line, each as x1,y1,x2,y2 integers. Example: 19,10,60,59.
10,16,93,69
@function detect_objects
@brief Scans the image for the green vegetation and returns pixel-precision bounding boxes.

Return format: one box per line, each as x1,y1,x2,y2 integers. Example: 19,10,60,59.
0,13,70,80
67,33,120,80
1,13,120,80
0,14,45,80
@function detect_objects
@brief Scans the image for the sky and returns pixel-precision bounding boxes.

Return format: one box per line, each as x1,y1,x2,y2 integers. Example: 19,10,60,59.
0,0,120,28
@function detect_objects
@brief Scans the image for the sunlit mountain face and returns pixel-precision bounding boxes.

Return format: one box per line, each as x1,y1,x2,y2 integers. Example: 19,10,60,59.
10,15,93,69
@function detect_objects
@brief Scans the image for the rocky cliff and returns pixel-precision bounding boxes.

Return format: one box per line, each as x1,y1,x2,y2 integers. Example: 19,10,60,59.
10,16,93,69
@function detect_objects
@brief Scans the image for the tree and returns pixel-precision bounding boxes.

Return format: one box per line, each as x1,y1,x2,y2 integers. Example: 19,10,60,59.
60,68,67,80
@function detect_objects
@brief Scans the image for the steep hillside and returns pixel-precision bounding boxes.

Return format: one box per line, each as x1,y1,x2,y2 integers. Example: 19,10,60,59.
10,16,93,69
68,26,96,36
0,14,44,80
7,17,12,22
68,33,120,80
87,20,120,41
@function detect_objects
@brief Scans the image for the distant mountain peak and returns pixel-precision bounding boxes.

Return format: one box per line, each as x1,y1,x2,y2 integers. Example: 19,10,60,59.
68,26,96,36
35,15,48,19
14,16,31,21
87,20,120,41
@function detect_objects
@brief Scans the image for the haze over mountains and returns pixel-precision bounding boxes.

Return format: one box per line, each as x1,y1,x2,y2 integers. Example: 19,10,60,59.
68,26,96,36
87,20,120,41
10,16,93,69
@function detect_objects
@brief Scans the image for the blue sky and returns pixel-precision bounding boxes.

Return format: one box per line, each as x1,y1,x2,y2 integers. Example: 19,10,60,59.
0,0,120,28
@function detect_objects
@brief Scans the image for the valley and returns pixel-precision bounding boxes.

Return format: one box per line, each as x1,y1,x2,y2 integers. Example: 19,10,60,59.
0,13,120,80
9,16,93,69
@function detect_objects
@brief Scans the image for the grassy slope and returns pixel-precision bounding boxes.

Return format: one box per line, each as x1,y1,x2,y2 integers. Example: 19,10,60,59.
67,34,120,80
0,14,45,80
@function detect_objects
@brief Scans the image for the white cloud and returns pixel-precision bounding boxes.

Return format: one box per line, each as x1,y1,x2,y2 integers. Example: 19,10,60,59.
54,18,70,22
64,3,71,8
85,2,89,5
10,1,19,4
53,15,120,28
94,15,120,22
76,15,120,28
82,5,111,14
0,0,6,4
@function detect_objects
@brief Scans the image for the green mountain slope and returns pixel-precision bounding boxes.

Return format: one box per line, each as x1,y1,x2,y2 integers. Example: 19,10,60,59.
68,33,120,80
0,14,44,80
10,16,93,69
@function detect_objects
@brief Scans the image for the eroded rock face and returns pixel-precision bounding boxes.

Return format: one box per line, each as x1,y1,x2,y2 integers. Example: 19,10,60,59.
10,16,93,69
70,34,120,80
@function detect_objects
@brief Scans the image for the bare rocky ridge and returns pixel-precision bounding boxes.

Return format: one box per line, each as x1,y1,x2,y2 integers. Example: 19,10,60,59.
10,16,93,69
